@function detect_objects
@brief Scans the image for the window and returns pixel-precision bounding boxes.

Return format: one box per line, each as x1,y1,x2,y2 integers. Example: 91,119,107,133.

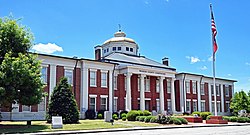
100,97,107,110
107,48,109,52
186,100,191,112
130,48,133,52
226,101,230,112
118,47,121,50
112,47,116,51
101,72,107,87
124,77,127,91
145,77,150,92
38,98,46,112
156,99,160,112
200,84,205,95
156,80,159,93
185,81,190,93
212,102,215,112
201,101,205,112
167,79,171,93
114,98,118,112
126,47,129,51
192,81,196,94
217,102,221,112
89,97,96,111
104,49,106,53
65,69,73,85
225,86,229,97
211,85,214,95
114,76,117,90
138,77,141,91
22,105,31,112
167,100,172,112
193,100,197,112
90,71,96,87
41,66,47,84
216,85,220,96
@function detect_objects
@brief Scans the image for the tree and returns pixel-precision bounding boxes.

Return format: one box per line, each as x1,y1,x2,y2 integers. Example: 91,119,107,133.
0,53,44,109
47,77,79,124
230,90,250,115
0,16,33,61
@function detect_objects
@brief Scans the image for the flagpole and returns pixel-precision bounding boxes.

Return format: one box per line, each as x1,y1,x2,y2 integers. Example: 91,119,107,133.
210,3,217,116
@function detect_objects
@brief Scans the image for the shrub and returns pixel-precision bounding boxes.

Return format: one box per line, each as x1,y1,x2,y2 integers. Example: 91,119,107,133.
114,116,118,120
97,113,103,119
143,110,151,116
158,115,171,124
177,117,188,124
120,110,128,118
85,110,96,119
200,112,212,120
183,112,190,116
192,111,201,116
222,116,230,121
145,116,154,123
112,112,119,119
137,110,144,116
139,116,147,122
230,116,238,122
237,117,250,123
97,110,105,119
206,115,212,120
113,114,118,119
121,113,127,118
136,116,141,121
150,116,158,123
122,117,126,121
172,118,182,125
127,110,140,121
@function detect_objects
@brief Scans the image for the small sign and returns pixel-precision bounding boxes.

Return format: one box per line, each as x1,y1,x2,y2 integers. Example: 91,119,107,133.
52,116,63,129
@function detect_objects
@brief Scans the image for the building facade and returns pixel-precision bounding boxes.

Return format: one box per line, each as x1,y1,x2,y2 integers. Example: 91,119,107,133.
0,30,236,120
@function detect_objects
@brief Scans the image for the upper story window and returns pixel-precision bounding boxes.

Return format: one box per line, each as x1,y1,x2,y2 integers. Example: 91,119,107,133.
65,69,73,85
104,49,106,53
101,72,107,87
167,79,171,93
126,47,129,51
200,83,205,95
130,48,133,52
192,81,196,94
185,81,190,93
216,85,220,96
156,80,159,93
112,47,116,51
211,85,214,95
145,77,150,92
41,66,47,84
118,47,121,50
225,85,229,97
114,76,117,90
107,48,109,52
90,70,97,87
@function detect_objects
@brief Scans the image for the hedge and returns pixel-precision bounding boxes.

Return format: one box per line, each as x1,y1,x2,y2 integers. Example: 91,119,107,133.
127,110,140,121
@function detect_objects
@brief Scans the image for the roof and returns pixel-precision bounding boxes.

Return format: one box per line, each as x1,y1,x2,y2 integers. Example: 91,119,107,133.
103,52,176,71
103,37,136,44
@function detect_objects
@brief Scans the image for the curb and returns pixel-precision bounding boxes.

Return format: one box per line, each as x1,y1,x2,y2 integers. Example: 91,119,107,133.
28,123,250,135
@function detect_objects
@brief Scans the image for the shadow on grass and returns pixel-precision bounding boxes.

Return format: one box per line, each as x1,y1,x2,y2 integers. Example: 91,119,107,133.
0,124,49,134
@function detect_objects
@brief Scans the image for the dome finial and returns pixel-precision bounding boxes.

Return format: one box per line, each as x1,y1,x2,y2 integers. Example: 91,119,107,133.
118,24,121,32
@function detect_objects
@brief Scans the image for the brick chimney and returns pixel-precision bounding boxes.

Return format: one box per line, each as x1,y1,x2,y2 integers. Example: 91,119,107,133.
162,57,169,66
94,45,102,61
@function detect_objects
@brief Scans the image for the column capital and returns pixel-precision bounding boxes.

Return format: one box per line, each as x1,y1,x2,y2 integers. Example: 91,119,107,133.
125,72,132,77
159,76,165,81
140,74,146,78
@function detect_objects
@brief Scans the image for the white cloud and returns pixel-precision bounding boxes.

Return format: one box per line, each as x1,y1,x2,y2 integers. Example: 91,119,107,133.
200,66,207,70
208,56,213,62
186,56,200,64
165,0,169,2
32,43,63,54
245,62,250,66
227,74,232,77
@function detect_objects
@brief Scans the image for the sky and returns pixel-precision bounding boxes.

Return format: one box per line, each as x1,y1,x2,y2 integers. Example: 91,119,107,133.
0,0,250,92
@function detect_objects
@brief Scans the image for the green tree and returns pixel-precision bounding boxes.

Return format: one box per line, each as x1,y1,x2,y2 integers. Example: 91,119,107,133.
230,90,250,115
47,77,79,124
0,16,33,61
0,53,44,109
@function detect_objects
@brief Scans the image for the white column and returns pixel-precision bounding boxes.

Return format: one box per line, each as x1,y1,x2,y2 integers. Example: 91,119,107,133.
81,64,89,111
171,78,176,113
220,84,224,112
180,79,185,113
140,74,146,111
126,73,132,111
49,64,57,97
159,76,164,112
109,70,113,112
208,83,212,112
197,81,201,112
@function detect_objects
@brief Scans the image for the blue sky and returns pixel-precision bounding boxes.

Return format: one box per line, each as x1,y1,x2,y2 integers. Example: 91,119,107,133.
1,0,249,92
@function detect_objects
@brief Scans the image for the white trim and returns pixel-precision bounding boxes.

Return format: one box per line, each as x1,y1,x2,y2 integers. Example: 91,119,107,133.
101,70,108,73
101,72,108,88
90,70,97,87
89,96,96,112
89,68,97,72
64,69,73,85
64,66,74,70
114,97,118,99
193,99,197,101
41,64,49,67
89,94,97,98
100,95,108,98
137,98,151,100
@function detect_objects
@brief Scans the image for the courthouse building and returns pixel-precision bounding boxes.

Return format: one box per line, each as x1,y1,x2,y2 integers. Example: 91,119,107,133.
0,30,236,120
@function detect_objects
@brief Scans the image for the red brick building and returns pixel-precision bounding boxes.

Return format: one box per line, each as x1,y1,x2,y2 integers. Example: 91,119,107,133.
0,30,236,120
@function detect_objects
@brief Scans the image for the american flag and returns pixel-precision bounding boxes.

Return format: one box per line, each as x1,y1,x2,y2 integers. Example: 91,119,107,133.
210,5,218,54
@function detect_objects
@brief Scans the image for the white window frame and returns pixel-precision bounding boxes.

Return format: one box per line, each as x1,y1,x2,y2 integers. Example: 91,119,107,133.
89,95,97,111
100,95,108,110
38,97,46,112
64,69,73,85
193,100,197,112
101,71,108,88
201,100,206,112
200,83,205,95
41,66,48,84
156,99,160,112
114,76,117,90
90,70,97,87
225,85,229,97
145,77,150,92
186,81,190,93
211,85,214,96
167,79,171,93
225,101,230,112
217,101,221,112
167,99,172,112
138,77,140,91
216,84,220,96
212,101,215,112
156,79,160,93
186,99,191,112
114,97,118,112
22,105,31,112
192,81,197,94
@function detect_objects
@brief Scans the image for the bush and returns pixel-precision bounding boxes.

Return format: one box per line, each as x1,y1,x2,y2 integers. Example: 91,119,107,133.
150,116,158,123
158,115,171,124
97,114,103,119
192,111,201,116
230,116,238,122
113,114,118,119
85,110,96,119
120,110,128,118
143,110,151,116
237,117,250,123
121,113,127,118
97,110,105,119
113,112,119,119
139,116,147,122
137,110,144,116
122,117,126,121
127,110,140,121
172,118,182,125
145,116,154,123
177,117,188,124
136,116,141,121
200,112,212,120
206,115,212,120
183,112,190,116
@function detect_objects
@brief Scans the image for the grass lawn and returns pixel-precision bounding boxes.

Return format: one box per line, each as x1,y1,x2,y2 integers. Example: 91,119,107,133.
0,120,159,134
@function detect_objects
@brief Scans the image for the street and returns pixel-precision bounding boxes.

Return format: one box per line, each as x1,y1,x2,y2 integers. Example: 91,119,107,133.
79,125,250,135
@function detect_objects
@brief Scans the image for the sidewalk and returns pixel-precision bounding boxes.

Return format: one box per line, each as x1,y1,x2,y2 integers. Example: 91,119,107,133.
27,122,250,135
